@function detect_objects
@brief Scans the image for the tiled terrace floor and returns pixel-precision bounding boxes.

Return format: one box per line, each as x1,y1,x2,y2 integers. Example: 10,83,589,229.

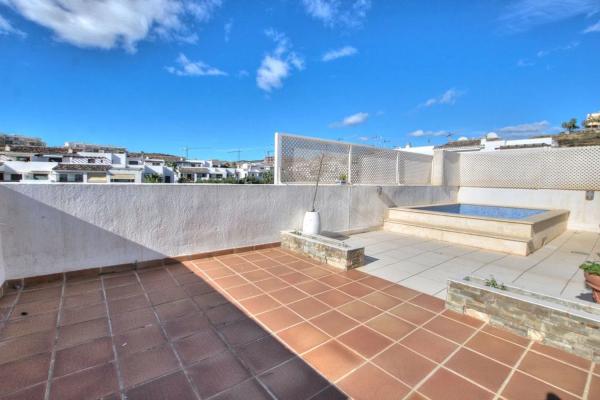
347,230,600,304
1,247,599,399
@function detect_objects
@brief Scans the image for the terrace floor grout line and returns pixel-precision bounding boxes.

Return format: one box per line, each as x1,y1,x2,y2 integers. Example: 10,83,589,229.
492,340,534,400
100,273,126,399
43,274,66,400
582,361,595,400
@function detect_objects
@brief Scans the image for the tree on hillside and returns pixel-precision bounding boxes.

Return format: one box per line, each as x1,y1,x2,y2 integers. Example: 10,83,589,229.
561,118,579,133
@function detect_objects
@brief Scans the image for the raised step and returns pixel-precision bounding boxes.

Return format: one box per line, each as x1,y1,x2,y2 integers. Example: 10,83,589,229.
383,219,532,255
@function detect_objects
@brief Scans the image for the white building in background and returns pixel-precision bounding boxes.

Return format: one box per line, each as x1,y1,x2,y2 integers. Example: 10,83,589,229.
175,159,272,182
402,133,556,154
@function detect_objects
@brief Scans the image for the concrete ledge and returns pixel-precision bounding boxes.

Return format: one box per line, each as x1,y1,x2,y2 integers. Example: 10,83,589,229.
447,276,600,362
281,230,364,270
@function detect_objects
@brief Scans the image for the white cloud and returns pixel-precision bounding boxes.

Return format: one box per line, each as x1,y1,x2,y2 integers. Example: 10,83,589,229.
584,20,600,33
536,41,579,57
409,129,451,137
256,29,304,93
322,46,357,62
517,58,534,67
0,13,25,37
0,0,222,52
330,112,369,128
500,0,600,32
166,53,227,76
224,19,233,42
421,89,463,108
301,0,371,28
497,120,555,137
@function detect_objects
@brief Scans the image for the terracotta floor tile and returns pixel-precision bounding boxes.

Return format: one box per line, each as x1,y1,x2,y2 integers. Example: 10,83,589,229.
295,280,331,295
214,275,248,289
240,294,281,314
382,284,421,301
594,363,599,375
164,312,211,340
182,280,214,297
228,262,259,274
218,318,269,347
147,286,188,306
441,309,485,328
401,328,458,363
17,287,61,304
373,344,436,387
226,283,263,301
59,303,107,326
254,277,288,293
361,291,404,311
103,273,138,288
258,357,330,400
256,307,302,332
0,330,55,365
280,272,312,285
359,275,394,290
187,351,250,398
49,362,118,400
303,267,333,279
154,298,197,322
321,274,354,288
419,368,494,400
338,326,393,358
366,313,416,341
501,371,579,400
107,294,150,315
269,286,307,304
141,277,178,292
338,300,382,323
309,385,348,400
390,302,436,326
104,283,143,301
314,289,353,308
408,294,445,313
241,270,273,282
206,303,247,327
0,383,46,400
53,336,114,377
0,312,57,339
202,266,235,279
210,379,272,400
114,324,166,356
518,351,588,396
310,310,358,337
236,335,295,374
465,331,526,367
287,260,316,271
110,307,157,335
174,329,227,366
338,363,410,400
304,340,364,381
253,259,284,269
193,291,229,310
56,317,109,349
63,290,104,309
445,348,511,392
277,322,330,353
0,294,17,308
125,371,196,400
337,282,373,298
530,341,591,370
119,344,180,388
64,279,102,295
287,297,330,319
341,269,369,281
481,324,530,347
10,298,60,320
423,315,475,344
0,352,51,396
588,374,600,400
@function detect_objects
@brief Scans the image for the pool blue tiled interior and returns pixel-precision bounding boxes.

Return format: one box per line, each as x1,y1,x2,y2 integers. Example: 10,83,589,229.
414,203,546,220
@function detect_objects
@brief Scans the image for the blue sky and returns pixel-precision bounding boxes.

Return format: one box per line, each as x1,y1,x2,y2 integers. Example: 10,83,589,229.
1,0,599,160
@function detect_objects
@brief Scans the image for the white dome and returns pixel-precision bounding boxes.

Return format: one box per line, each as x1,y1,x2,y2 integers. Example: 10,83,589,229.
486,132,499,139
457,136,469,141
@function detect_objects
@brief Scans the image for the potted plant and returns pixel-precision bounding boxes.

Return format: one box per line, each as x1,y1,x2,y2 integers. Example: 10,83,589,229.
336,173,347,185
303,153,325,235
580,261,600,303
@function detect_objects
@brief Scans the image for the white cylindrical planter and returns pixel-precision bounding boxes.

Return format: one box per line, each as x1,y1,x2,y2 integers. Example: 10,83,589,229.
302,211,321,235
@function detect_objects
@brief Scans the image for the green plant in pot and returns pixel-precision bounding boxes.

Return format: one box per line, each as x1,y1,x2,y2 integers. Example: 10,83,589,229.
336,173,347,184
580,261,600,303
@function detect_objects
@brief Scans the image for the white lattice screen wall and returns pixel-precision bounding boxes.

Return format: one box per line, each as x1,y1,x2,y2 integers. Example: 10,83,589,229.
275,133,433,185
455,146,600,190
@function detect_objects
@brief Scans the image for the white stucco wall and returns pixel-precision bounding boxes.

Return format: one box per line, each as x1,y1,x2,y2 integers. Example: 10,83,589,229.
0,183,457,279
458,187,600,232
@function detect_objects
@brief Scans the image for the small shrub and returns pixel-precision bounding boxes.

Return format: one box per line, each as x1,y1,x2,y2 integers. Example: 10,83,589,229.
484,276,507,290
580,261,600,276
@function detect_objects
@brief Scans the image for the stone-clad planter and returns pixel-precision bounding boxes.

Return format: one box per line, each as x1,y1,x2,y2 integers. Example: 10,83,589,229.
447,276,600,362
280,230,364,270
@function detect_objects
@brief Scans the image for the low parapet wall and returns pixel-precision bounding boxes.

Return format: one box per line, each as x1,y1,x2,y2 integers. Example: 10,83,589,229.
0,183,457,279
